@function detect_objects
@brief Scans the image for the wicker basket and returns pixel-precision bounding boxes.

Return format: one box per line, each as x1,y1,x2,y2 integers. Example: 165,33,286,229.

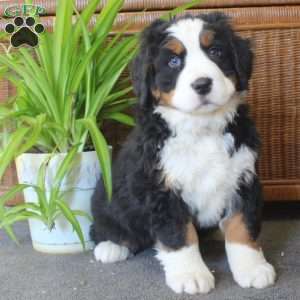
0,0,299,202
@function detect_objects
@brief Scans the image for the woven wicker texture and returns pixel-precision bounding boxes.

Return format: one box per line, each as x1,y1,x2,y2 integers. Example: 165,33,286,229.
1,0,300,16
0,3,299,201
244,29,300,181
2,6,300,32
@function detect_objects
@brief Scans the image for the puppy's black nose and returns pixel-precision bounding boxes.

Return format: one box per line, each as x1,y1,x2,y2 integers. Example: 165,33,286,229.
191,77,212,95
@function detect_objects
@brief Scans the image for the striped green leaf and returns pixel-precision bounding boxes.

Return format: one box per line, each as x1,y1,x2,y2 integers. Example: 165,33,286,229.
0,128,30,180
104,112,135,127
56,198,86,250
79,117,112,200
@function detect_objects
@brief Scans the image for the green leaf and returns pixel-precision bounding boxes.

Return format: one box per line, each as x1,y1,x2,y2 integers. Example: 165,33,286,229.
47,188,59,227
103,98,136,114
53,144,81,188
0,128,30,181
17,114,46,155
72,0,100,47
93,0,124,40
0,105,11,117
0,211,44,228
0,110,28,123
160,0,202,20
56,198,86,250
96,36,137,79
3,225,20,245
71,6,93,121
104,112,135,127
53,0,74,81
0,188,24,240
105,86,133,103
0,185,29,227
69,34,111,94
79,117,112,200
90,57,135,117
18,48,61,124
0,55,59,123
69,0,127,95
0,215,30,227
36,32,55,87
3,203,40,217
36,158,51,216
72,210,93,222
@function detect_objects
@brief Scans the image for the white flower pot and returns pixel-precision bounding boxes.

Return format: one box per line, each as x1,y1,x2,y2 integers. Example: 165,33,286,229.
15,151,101,254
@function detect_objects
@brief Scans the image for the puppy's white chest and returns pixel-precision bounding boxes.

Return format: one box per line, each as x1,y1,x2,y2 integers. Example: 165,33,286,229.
156,106,256,227
160,130,235,226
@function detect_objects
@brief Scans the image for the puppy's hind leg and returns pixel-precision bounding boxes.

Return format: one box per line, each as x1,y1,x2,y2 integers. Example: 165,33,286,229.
91,215,132,264
94,241,130,264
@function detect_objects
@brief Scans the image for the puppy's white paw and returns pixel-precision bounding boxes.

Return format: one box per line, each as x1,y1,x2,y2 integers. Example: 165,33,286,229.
94,241,130,263
234,261,276,289
156,244,215,294
166,268,215,294
226,242,276,289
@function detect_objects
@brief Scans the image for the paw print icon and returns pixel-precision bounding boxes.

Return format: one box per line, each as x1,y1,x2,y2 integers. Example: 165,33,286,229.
5,16,44,48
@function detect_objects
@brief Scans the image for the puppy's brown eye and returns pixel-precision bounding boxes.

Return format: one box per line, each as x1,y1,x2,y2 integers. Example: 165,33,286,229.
208,46,223,58
168,56,181,68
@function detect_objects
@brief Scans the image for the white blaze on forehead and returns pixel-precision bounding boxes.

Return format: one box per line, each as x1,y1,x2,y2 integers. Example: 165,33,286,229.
167,18,205,54
164,18,235,113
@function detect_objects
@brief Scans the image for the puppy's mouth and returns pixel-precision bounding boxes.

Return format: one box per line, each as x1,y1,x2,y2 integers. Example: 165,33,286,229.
179,101,219,114
200,98,211,106
188,97,221,114
197,97,218,109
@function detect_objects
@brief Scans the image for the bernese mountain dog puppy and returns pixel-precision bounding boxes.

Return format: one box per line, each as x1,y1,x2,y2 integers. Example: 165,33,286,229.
91,13,276,294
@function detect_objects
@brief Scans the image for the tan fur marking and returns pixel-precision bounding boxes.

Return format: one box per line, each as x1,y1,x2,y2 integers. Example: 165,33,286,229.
164,38,185,55
186,222,198,245
152,89,174,106
200,30,215,48
152,89,160,100
156,222,198,252
224,213,259,250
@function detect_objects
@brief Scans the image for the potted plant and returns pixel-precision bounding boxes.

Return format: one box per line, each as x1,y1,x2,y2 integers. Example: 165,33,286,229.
0,0,136,253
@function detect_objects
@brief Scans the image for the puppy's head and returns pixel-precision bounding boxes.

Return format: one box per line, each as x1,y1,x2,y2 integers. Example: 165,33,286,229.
131,13,253,113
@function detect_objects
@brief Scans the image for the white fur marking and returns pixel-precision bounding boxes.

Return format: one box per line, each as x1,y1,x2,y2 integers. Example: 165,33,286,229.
226,242,276,288
94,241,130,263
167,19,235,113
156,244,215,294
155,104,256,228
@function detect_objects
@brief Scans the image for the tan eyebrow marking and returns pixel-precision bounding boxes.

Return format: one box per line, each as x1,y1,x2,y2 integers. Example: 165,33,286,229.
163,38,185,55
200,29,215,48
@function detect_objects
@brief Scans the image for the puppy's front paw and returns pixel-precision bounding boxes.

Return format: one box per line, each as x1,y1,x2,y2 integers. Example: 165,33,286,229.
94,241,130,263
156,244,215,294
226,243,276,289
234,261,276,289
166,268,215,294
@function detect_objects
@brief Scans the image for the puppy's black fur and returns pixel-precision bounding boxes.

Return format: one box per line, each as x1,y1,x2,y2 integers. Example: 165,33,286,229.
90,13,262,253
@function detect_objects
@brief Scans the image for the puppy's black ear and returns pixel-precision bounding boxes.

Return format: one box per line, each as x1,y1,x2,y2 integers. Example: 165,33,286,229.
131,19,168,109
230,35,254,91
